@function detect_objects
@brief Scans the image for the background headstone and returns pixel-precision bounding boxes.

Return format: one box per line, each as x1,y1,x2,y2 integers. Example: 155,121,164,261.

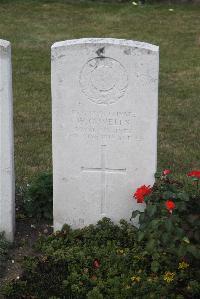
52,38,159,230
0,39,15,241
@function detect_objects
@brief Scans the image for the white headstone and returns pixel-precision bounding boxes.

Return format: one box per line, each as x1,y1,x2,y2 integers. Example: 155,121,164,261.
0,39,15,241
52,38,159,230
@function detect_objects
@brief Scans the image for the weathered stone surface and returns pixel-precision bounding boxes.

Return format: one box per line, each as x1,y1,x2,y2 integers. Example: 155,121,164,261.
52,38,159,230
0,39,15,241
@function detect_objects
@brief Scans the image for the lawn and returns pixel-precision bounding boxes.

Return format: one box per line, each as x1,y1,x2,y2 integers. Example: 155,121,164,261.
0,0,199,186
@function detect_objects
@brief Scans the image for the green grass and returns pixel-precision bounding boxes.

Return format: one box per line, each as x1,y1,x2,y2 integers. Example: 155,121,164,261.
0,0,199,185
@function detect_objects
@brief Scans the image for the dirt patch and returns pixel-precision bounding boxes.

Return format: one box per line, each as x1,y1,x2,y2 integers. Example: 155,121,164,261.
0,219,52,288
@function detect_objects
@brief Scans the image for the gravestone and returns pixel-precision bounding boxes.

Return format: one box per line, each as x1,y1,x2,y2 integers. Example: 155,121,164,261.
52,38,159,230
0,39,15,241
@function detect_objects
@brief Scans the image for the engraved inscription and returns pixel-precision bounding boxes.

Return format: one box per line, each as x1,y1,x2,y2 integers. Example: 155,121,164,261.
71,110,135,141
80,57,128,105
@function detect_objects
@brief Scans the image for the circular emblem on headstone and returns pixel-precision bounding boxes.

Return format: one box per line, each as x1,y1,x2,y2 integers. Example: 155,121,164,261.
80,57,128,105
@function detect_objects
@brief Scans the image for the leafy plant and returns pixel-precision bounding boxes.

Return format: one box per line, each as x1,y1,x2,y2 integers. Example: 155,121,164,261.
132,169,200,272
23,172,53,220
1,170,200,298
1,213,200,298
0,232,10,278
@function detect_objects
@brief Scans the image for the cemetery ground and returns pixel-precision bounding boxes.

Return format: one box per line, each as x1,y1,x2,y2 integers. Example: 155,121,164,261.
0,0,199,184
0,0,200,298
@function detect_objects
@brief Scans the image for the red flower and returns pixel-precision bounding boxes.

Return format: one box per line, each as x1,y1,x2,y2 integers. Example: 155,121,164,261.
165,200,175,214
93,259,100,269
134,185,152,203
163,169,171,176
187,171,200,179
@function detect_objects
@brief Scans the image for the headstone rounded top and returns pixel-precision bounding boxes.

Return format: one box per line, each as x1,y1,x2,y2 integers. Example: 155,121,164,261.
52,38,159,52
0,39,11,49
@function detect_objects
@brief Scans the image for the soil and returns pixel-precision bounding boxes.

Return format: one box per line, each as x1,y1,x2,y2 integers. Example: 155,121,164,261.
0,218,53,297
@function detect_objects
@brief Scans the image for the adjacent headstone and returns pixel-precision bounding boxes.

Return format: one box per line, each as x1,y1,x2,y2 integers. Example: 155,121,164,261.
0,39,15,241
52,38,159,230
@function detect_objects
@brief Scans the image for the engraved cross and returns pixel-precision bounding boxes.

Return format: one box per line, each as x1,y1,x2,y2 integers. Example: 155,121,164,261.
81,145,126,215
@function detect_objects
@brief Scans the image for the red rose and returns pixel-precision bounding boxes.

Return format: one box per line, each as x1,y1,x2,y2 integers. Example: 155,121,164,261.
134,185,152,203
93,259,100,269
165,200,175,213
163,169,171,176
187,171,200,179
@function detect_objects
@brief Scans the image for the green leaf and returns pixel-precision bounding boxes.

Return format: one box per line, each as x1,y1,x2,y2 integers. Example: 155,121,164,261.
177,244,187,257
161,233,169,244
182,236,190,244
152,253,160,260
162,191,175,200
175,227,184,239
194,231,200,242
146,239,156,252
151,260,160,273
165,219,173,232
187,214,199,224
155,172,162,179
177,192,189,201
191,177,199,182
139,213,145,224
146,205,157,217
150,219,160,229
131,210,141,219
187,245,200,258
138,231,145,242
